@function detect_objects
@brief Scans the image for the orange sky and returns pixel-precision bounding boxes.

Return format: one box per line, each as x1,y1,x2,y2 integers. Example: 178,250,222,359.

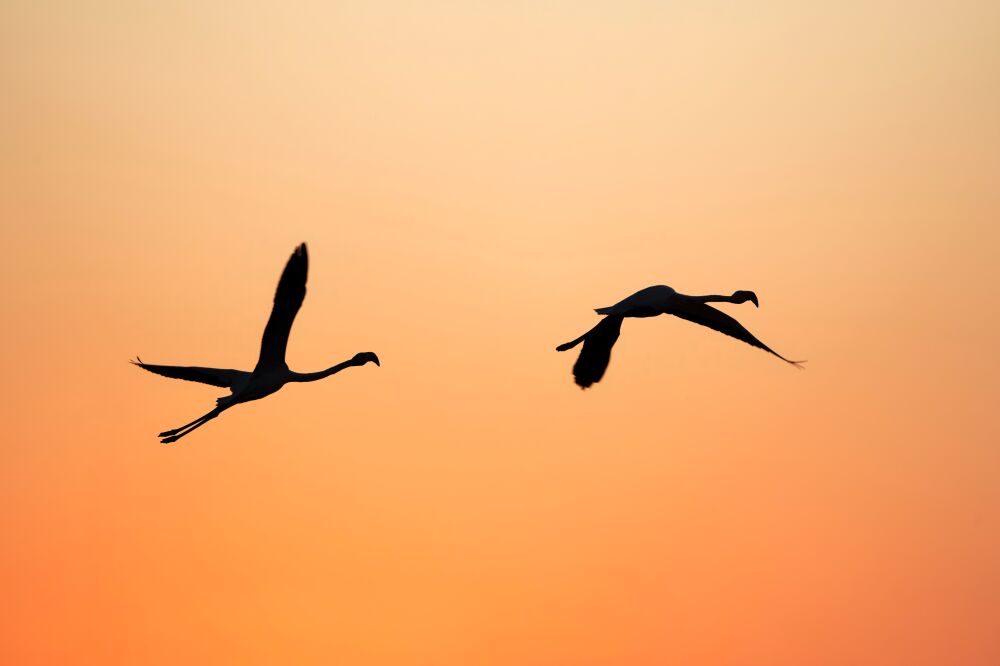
2,2,999,664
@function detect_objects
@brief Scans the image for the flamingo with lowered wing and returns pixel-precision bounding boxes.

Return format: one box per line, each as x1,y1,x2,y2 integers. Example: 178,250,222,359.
557,285,802,388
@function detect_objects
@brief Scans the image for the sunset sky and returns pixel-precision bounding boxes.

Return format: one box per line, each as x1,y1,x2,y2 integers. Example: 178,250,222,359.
2,1,999,664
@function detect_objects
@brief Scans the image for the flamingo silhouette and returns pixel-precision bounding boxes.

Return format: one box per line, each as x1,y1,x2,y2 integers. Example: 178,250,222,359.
133,243,379,443
557,285,802,388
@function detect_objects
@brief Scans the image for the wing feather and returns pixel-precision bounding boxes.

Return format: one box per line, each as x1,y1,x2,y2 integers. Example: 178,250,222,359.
255,243,308,372
131,359,248,388
570,315,624,388
668,301,802,366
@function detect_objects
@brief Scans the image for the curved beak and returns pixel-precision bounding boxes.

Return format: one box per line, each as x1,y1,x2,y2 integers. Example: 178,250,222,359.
749,293,759,307
370,353,381,367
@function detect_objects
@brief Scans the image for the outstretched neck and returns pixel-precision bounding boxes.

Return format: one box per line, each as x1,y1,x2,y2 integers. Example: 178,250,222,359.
290,360,357,383
695,290,756,306
695,294,739,303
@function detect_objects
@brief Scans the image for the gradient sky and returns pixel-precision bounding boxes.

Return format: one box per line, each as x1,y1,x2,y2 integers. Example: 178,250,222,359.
2,1,999,664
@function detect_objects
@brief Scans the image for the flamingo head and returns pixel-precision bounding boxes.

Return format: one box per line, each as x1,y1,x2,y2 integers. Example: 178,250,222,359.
352,351,380,367
732,290,759,307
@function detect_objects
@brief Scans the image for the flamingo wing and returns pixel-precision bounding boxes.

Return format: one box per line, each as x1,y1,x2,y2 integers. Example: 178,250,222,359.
255,243,308,372
131,359,248,388
560,315,624,388
667,301,802,366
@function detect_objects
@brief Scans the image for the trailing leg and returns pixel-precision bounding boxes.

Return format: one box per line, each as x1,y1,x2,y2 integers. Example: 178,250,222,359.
159,406,228,444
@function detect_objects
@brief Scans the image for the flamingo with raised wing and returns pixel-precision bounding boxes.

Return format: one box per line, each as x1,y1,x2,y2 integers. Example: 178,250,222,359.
133,243,379,443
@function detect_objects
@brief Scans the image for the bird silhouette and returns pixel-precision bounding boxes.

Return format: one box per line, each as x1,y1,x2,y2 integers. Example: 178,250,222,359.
133,243,380,443
557,285,802,388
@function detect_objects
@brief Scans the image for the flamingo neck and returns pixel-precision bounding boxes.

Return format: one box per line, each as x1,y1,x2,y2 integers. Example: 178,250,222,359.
290,360,355,382
695,294,740,304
